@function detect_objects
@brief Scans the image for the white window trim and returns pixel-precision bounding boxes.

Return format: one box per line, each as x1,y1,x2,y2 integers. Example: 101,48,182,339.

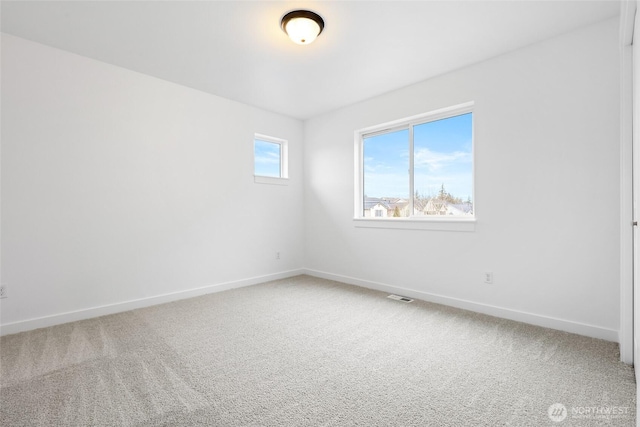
354,217,475,232
354,102,475,232
254,133,289,185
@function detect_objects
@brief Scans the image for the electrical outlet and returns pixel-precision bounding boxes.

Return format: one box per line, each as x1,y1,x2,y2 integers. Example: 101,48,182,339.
276,251,281,260
0,285,7,299
484,272,493,284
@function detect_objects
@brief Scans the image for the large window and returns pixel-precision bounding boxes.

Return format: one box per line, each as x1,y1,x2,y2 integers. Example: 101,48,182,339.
254,134,288,184
356,103,474,224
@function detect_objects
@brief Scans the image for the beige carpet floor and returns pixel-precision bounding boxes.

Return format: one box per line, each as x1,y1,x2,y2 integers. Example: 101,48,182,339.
0,275,636,426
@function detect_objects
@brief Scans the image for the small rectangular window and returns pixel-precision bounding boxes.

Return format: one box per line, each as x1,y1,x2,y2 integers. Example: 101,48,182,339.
356,102,474,226
254,139,281,177
254,134,288,184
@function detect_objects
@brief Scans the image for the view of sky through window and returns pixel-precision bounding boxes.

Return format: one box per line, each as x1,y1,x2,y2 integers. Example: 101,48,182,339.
363,129,410,200
414,113,473,201
254,139,281,177
363,113,472,202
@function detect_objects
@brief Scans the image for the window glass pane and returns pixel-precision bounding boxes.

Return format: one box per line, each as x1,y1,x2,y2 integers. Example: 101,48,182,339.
363,129,410,218
413,113,473,216
254,139,281,177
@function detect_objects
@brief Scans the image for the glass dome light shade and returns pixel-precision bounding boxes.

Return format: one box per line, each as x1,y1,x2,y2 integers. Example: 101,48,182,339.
281,10,324,45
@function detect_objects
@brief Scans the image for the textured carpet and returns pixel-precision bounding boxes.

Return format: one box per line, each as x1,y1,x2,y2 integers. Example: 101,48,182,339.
0,275,635,426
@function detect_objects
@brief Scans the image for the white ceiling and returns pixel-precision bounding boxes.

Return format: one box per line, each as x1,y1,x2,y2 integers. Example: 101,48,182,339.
1,1,621,120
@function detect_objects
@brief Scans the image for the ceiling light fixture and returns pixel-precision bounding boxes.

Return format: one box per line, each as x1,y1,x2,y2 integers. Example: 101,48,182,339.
281,10,324,45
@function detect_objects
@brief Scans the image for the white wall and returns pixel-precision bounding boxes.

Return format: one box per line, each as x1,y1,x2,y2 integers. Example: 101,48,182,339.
304,18,621,340
1,34,304,331
1,18,624,341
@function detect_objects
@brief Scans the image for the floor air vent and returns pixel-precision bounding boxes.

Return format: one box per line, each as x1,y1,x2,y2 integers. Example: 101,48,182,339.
387,294,414,303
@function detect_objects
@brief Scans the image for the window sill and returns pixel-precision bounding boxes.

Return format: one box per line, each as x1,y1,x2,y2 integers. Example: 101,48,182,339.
254,176,289,186
353,217,476,232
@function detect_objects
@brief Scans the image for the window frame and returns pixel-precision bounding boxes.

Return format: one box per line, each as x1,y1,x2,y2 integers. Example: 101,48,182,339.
254,133,289,185
354,102,475,232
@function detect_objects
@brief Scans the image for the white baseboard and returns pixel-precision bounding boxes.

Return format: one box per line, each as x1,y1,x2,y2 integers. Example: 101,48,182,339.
1,268,619,343
303,269,619,342
0,269,304,336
